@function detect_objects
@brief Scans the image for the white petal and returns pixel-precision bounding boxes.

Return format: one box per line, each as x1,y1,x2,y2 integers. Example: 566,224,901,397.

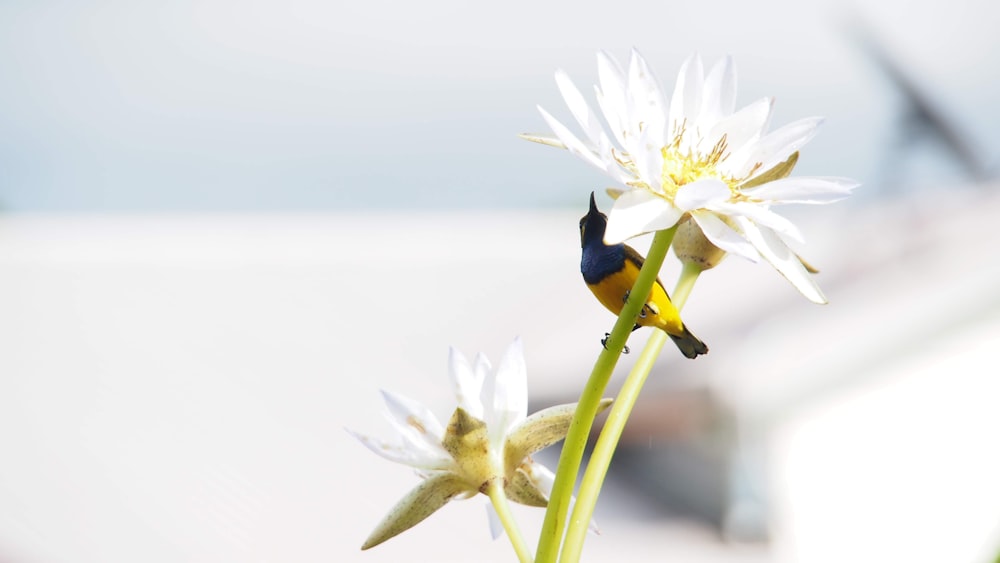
603,189,682,244
735,116,824,179
488,337,528,446
555,69,608,149
595,51,629,148
450,346,484,419
523,462,600,535
539,103,632,186
523,461,555,495
744,176,860,204
712,200,805,243
346,428,451,470
674,178,730,211
473,351,492,382
625,49,668,191
380,391,445,438
689,210,759,261
705,97,773,166
629,127,665,192
669,54,704,136
381,391,448,451
626,48,668,148
537,106,607,173
700,56,736,124
473,351,493,420
738,218,827,304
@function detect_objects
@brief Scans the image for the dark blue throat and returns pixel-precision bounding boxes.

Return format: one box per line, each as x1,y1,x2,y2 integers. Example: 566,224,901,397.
581,224,626,284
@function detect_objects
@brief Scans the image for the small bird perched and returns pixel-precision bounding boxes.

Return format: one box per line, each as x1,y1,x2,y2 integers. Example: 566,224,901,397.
579,193,708,359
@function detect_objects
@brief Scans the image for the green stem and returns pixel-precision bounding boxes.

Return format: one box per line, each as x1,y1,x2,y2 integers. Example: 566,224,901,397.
534,228,676,563
559,330,667,562
486,479,534,563
671,261,702,311
559,261,703,563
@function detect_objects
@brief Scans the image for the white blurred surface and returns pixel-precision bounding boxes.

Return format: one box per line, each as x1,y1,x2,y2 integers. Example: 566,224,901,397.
772,317,1000,563
2,185,1000,561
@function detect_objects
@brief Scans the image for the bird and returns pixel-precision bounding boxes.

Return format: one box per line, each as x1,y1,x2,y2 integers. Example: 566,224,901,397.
579,192,708,359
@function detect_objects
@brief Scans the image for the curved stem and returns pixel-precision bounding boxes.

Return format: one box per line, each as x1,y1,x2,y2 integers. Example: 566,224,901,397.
560,261,703,563
486,479,534,563
535,228,677,563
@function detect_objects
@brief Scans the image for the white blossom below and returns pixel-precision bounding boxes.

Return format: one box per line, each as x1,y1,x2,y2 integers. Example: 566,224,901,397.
348,338,609,549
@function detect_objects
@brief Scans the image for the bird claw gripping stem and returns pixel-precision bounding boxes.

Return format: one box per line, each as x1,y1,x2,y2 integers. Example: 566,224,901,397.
624,290,649,320
601,333,629,355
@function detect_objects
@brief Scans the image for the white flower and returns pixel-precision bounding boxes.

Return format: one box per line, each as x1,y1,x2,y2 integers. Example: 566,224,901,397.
348,338,610,549
525,50,859,303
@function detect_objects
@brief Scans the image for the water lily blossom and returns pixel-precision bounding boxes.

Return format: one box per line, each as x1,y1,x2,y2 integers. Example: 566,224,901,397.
525,50,859,303
348,338,610,549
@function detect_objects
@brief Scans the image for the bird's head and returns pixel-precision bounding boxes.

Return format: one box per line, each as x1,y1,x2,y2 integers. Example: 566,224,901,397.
579,192,609,249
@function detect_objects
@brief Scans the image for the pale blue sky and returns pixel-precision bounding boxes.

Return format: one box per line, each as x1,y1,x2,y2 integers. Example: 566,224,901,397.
0,0,997,210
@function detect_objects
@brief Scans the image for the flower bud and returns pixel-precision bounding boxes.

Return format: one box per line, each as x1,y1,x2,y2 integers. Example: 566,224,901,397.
673,215,728,270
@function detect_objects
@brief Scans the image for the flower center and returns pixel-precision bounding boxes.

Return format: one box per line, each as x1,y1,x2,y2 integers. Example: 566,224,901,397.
613,124,760,204
659,130,733,198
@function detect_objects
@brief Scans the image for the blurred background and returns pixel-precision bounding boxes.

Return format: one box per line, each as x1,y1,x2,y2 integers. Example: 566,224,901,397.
1,0,999,561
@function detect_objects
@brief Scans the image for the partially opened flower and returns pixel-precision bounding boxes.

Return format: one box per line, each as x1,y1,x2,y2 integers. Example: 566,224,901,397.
524,50,859,303
348,338,610,549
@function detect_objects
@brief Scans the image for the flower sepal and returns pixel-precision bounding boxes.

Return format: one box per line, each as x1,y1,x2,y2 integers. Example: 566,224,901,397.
361,472,469,550
738,151,799,190
504,399,612,475
442,406,498,492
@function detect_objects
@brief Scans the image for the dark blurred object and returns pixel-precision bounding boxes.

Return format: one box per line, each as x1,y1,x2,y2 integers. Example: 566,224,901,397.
848,17,995,190
610,389,767,542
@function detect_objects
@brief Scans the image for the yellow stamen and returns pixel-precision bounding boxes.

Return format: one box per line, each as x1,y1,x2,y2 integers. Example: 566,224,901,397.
610,124,765,203
656,127,757,201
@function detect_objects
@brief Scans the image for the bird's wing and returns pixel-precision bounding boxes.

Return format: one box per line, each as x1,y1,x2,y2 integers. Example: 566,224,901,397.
623,244,669,293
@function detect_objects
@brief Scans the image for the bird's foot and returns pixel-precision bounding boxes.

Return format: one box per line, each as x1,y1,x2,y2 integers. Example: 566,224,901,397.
602,333,629,354
624,290,648,318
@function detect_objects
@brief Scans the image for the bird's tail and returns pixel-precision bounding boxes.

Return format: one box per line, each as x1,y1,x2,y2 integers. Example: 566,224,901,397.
668,327,709,359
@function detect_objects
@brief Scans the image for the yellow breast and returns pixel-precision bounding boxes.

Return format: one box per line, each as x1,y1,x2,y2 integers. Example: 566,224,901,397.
585,259,685,336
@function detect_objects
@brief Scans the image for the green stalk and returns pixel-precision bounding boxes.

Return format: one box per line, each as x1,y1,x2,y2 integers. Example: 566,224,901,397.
485,479,534,563
671,261,702,310
534,228,677,563
559,261,703,563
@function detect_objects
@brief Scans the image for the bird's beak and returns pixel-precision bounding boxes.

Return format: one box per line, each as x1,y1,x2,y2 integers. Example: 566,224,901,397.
588,191,599,215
